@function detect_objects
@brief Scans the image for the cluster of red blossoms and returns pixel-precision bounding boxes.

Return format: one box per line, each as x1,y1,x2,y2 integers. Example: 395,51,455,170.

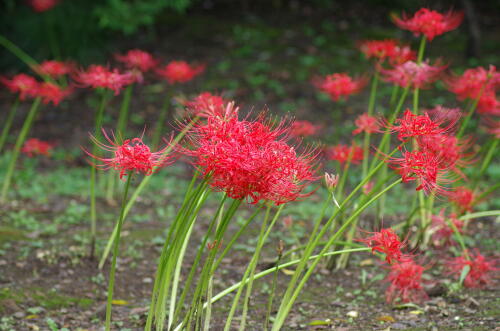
74,65,136,95
184,92,230,118
115,49,158,73
446,65,500,116
386,109,470,195
156,61,205,85
289,120,321,138
0,73,71,105
392,8,464,41
359,39,416,66
86,130,172,180
352,113,380,135
182,103,319,205
312,73,366,101
358,228,428,303
34,60,75,78
325,143,363,165
29,0,60,12
21,138,54,157
380,60,447,89
446,250,497,288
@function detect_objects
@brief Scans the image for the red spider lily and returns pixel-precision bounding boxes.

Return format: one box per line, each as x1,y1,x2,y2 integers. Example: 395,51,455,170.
389,109,455,142
416,134,472,178
324,172,339,191
290,120,321,137
352,113,380,135
392,8,464,41
0,74,39,100
448,186,476,213
73,65,136,95
325,143,363,165
312,73,366,101
358,228,410,264
184,92,230,118
445,66,500,115
385,260,428,303
359,39,416,66
34,60,74,78
115,49,157,72
29,0,59,12
37,82,71,105
182,103,319,205
85,130,172,180
446,250,497,288
156,61,205,85
430,210,463,247
387,148,451,195
21,138,54,157
424,105,462,124
379,60,446,89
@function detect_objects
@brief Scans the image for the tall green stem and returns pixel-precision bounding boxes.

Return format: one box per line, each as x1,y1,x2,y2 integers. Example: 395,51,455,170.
104,173,133,331
0,97,41,203
271,179,402,331
98,117,199,269
0,97,20,153
416,36,426,64
362,71,379,176
456,88,486,139
105,84,134,203
89,91,111,258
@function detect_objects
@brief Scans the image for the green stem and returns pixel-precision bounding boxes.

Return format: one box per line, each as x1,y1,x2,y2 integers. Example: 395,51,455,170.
0,97,41,203
152,91,172,149
456,92,485,139
98,117,199,269
239,205,283,331
105,84,134,203
0,35,40,73
104,173,133,331
264,243,282,331
271,179,402,331
389,85,400,108
413,88,420,114
0,97,20,153
458,210,500,221
172,248,371,331
89,91,110,258
477,139,499,179
416,36,426,64
362,72,379,176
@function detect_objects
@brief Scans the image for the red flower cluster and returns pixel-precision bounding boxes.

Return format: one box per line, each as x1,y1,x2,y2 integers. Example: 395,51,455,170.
352,113,380,135
385,260,428,303
312,73,366,101
183,104,319,205
416,133,471,178
29,0,59,12
74,65,135,95
325,143,363,165
393,8,464,41
156,61,205,84
389,109,454,142
448,186,476,213
184,92,229,118
424,105,462,124
446,250,497,288
359,39,416,65
115,49,157,72
388,149,450,194
430,210,463,247
21,138,54,157
446,66,500,115
1,74,39,100
380,60,446,89
34,60,74,78
37,82,71,105
290,120,321,137
86,130,171,180
358,228,409,264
